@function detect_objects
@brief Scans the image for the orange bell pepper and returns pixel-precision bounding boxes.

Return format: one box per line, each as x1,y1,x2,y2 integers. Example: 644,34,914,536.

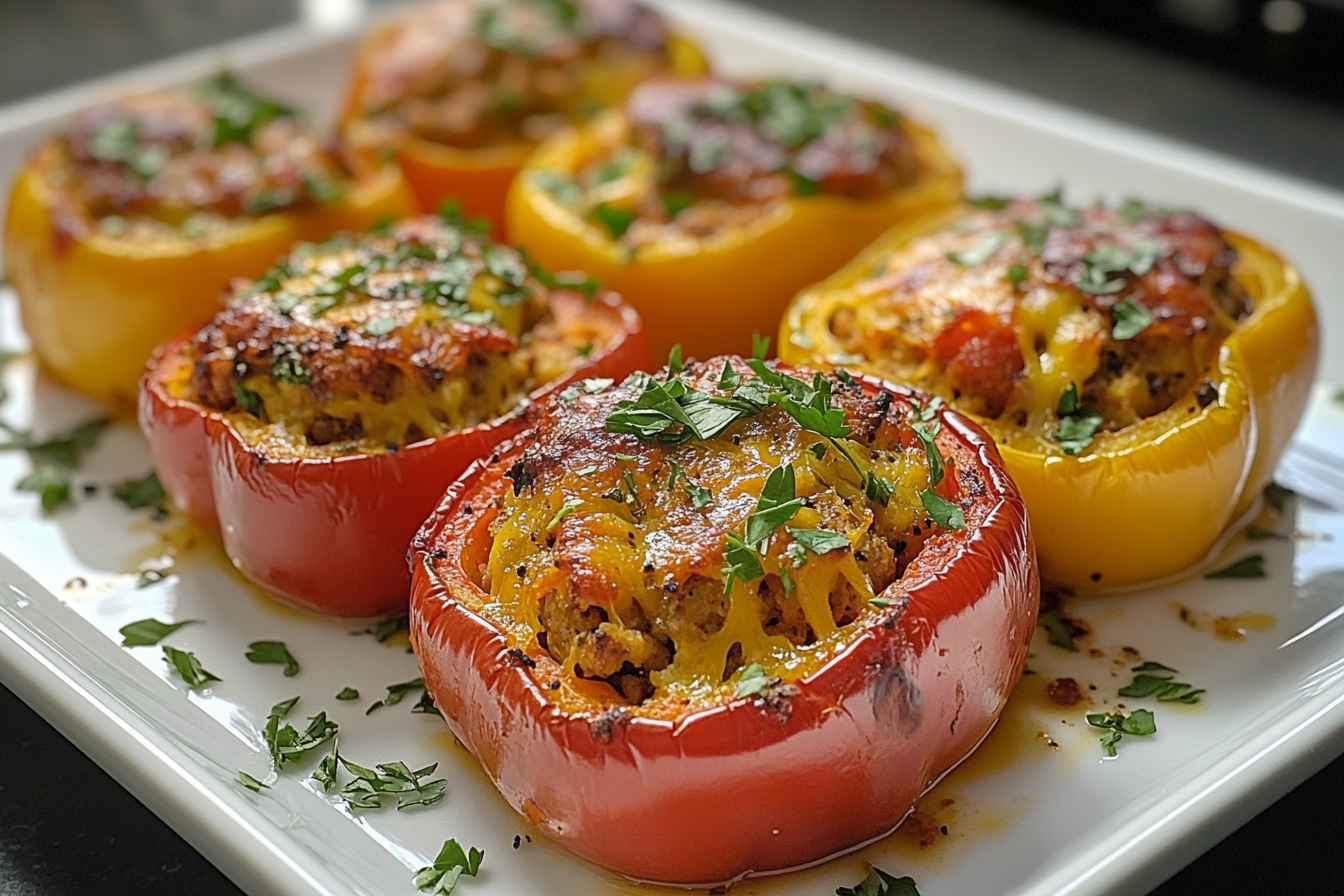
4,77,417,408
781,198,1318,589
506,78,962,363
338,0,707,232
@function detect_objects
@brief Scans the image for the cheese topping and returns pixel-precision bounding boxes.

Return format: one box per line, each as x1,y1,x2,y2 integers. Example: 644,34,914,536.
813,196,1250,450
179,216,612,456
483,359,951,714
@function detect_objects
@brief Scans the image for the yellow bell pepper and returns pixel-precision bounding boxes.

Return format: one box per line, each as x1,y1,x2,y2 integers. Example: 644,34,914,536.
506,93,962,364
338,0,707,233
780,202,1318,589
4,136,415,409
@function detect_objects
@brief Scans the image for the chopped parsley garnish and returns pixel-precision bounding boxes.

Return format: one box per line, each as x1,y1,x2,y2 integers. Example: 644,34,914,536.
1204,554,1266,580
946,232,1006,267
1087,708,1156,757
358,616,409,642
837,867,922,896
532,170,583,206
263,698,338,769
594,204,636,240
245,640,300,677
336,687,360,701
911,422,944,486
547,496,583,530
1074,239,1161,296
112,471,165,509
1264,481,1293,513
1111,298,1154,340
743,465,804,547
685,482,713,509
2,418,109,468
366,677,427,714
722,532,765,593
162,645,220,688
920,489,965,530
1038,607,1079,651
239,771,269,792
1053,382,1102,455
662,191,695,218
734,662,770,699
233,384,263,416
412,691,441,716
1118,662,1204,704
414,839,483,895
88,118,167,181
119,617,198,647
786,527,850,556
17,465,72,513
272,350,310,385
198,71,294,148
1007,263,1029,285
360,316,397,337
339,757,447,810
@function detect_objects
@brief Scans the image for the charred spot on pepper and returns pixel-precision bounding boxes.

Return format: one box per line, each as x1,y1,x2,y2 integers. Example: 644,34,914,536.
506,647,537,669
1196,380,1218,408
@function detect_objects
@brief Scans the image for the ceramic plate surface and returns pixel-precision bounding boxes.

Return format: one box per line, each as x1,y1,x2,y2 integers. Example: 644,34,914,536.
2,3,1344,895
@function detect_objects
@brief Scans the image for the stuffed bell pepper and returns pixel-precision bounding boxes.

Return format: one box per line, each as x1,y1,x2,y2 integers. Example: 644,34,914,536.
140,215,647,617
780,194,1318,588
4,72,416,407
506,75,963,361
339,0,706,230
409,354,1037,884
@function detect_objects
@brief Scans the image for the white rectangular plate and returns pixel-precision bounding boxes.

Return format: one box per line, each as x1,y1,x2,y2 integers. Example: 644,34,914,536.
2,3,1344,896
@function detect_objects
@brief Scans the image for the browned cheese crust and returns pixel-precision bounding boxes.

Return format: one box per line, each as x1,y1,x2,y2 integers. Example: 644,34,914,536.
51,74,355,231
485,358,953,709
826,197,1250,435
177,216,611,455
350,0,671,148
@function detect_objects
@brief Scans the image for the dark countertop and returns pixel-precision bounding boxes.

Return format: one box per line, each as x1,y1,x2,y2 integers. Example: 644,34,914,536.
2,1,1343,894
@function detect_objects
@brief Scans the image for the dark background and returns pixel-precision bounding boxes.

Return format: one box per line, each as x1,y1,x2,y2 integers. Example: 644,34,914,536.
2,0,1343,894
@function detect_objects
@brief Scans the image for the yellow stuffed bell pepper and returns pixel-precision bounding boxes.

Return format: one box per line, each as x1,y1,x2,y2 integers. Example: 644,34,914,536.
780,194,1317,589
506,76,962,362
338,0,707,233
4,73,416,408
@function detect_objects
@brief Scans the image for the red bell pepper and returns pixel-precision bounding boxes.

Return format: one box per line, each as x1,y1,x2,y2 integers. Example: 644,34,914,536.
139,218,648,617
408,359,1037,884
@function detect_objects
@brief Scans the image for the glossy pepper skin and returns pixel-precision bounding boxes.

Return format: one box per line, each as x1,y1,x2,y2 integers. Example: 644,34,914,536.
780,211,1318,589
407,371,1037,885
140,291,647,619
338,1,707,233
506,109,961,364
4,144,415,409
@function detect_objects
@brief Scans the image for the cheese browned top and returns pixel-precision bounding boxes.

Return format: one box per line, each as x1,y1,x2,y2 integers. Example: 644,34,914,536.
813,196,1251,451
525,77,921,246
50,74,356,236
175,216,615,456
347,0,673,149
483,357,963,714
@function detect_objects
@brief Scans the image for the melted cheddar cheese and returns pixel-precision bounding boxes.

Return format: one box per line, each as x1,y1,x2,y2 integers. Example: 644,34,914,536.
483,359,949,715
526,77,920,247
177,216,612,456
811,197,1250,448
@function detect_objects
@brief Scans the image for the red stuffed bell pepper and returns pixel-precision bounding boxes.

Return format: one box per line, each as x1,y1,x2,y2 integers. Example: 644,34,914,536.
409,355,1038,884
140,215,647,617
